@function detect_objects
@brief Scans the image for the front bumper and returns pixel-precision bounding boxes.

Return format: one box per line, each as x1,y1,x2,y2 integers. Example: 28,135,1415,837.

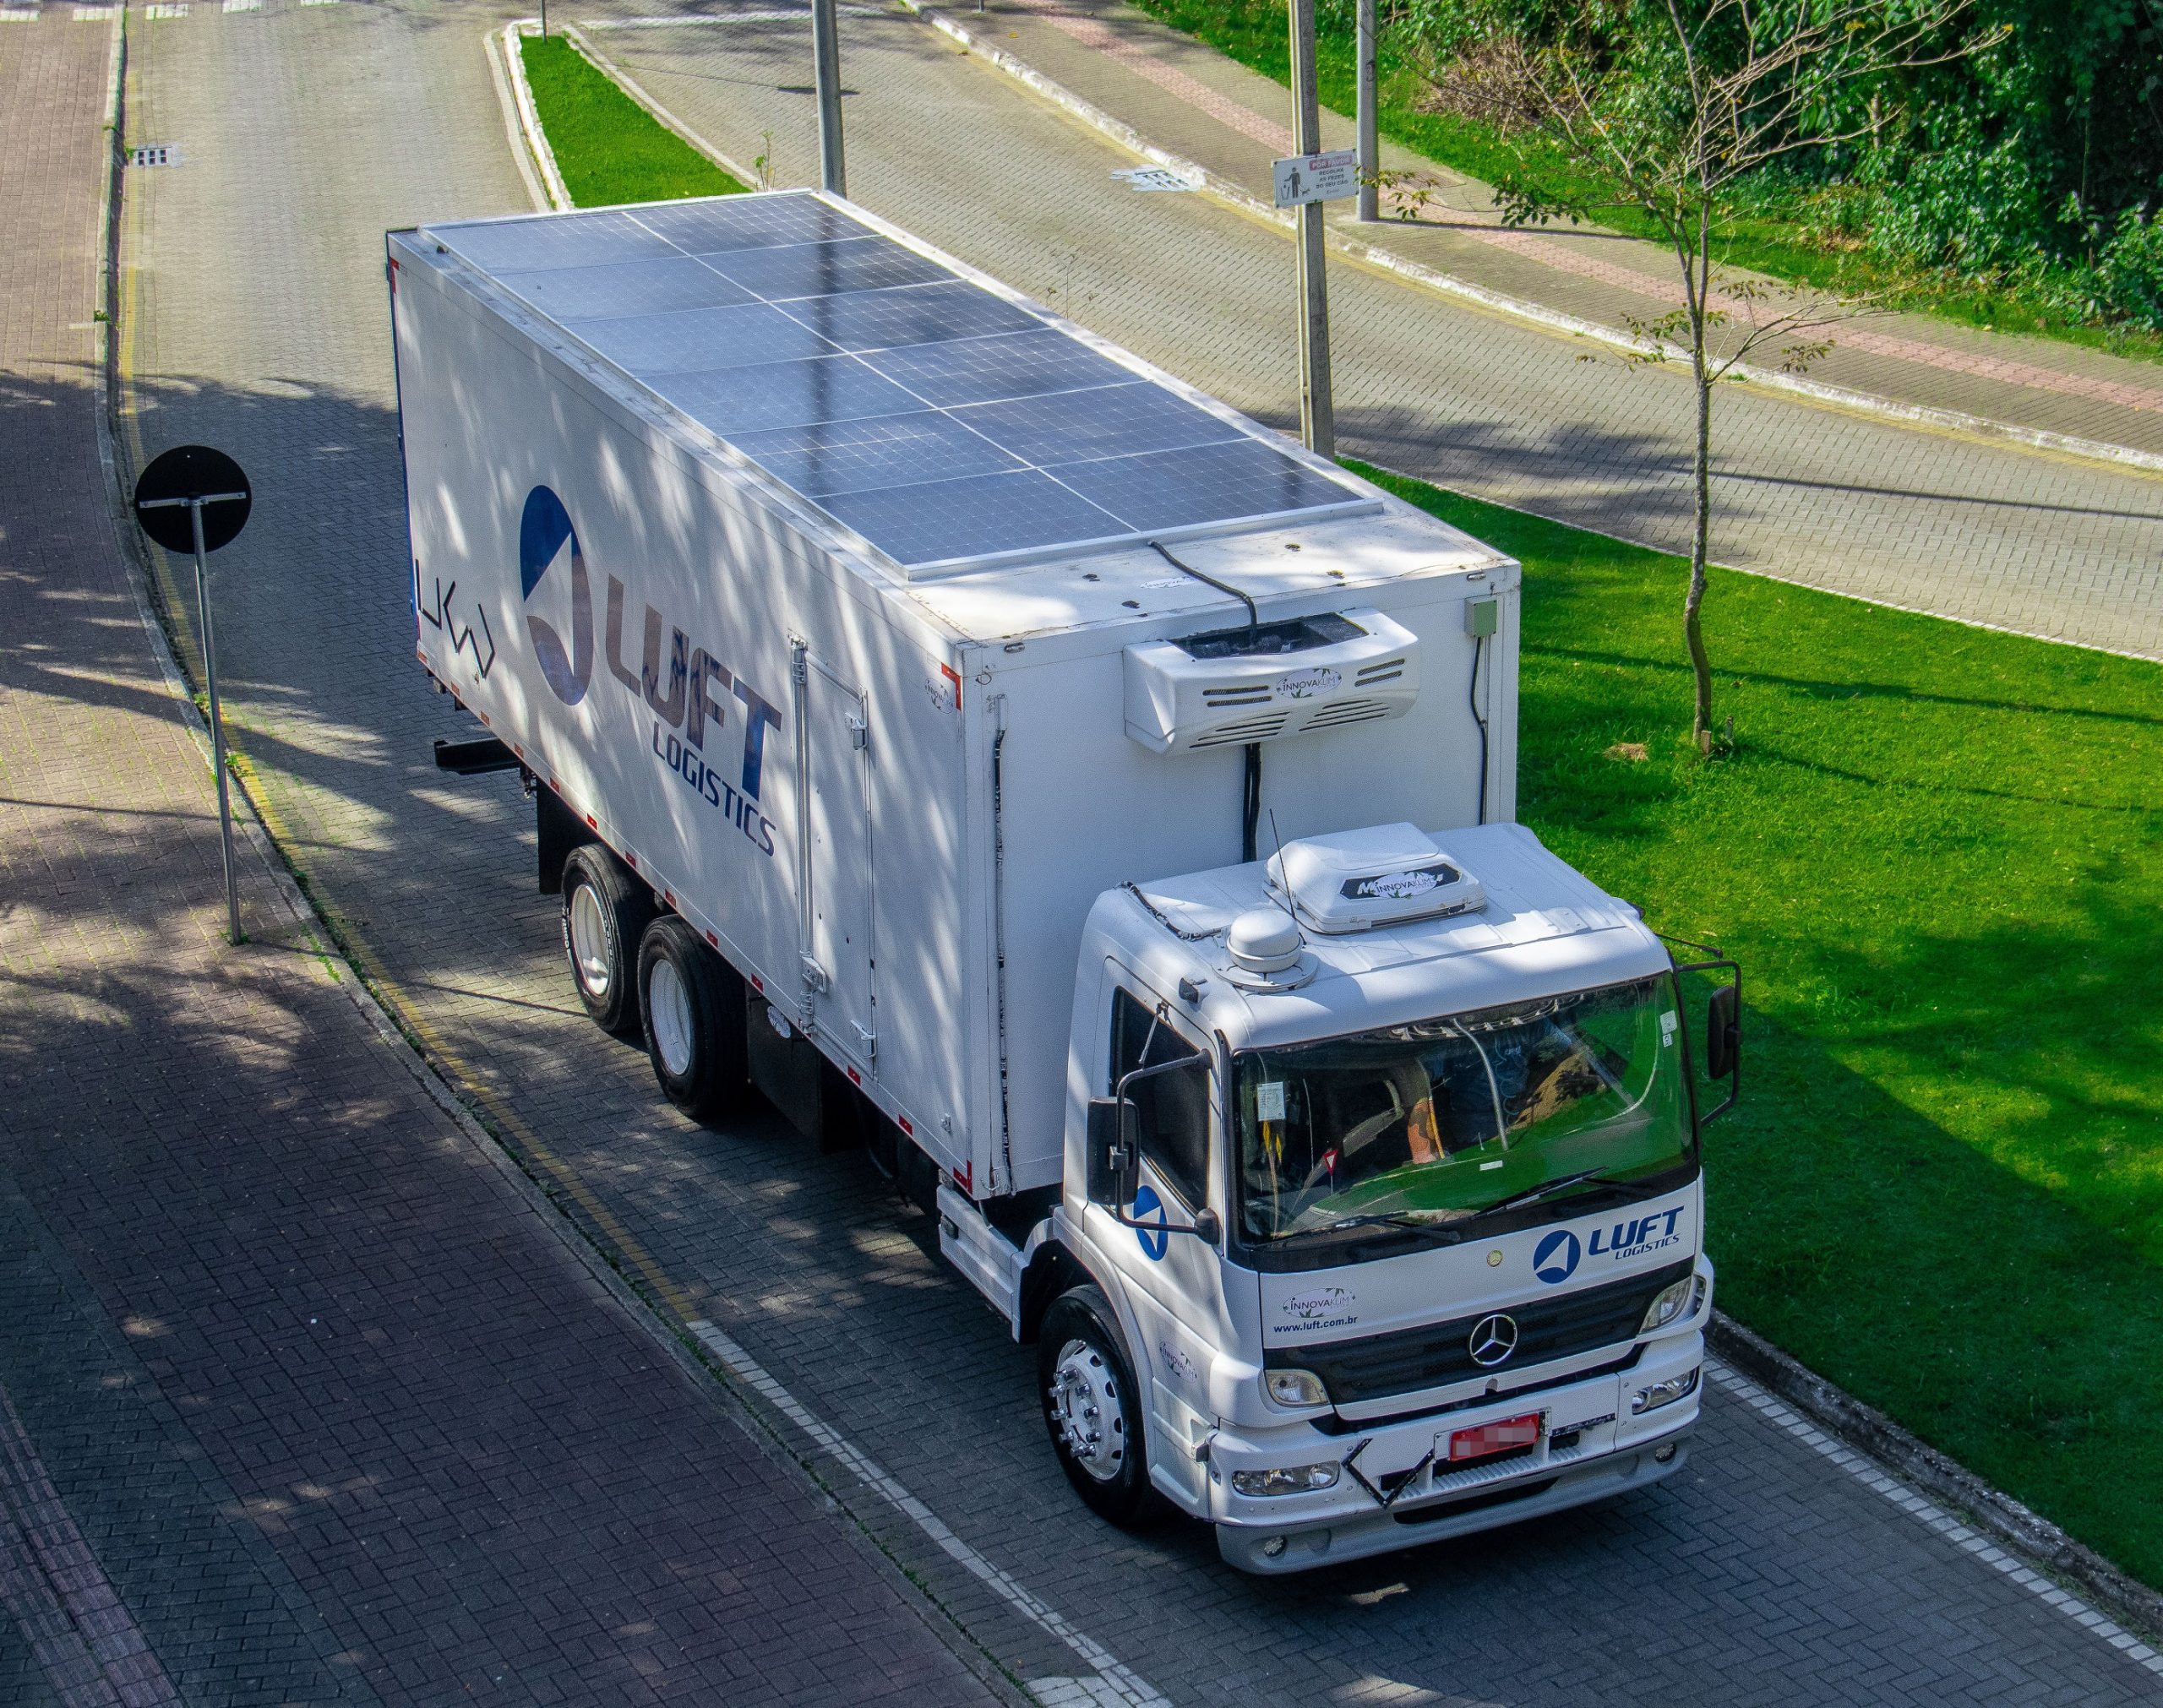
1209,1331,1703,1575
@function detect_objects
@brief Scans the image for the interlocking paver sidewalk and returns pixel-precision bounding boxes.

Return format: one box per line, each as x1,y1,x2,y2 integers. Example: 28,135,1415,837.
940,0,2163,463
0,15,1004,1704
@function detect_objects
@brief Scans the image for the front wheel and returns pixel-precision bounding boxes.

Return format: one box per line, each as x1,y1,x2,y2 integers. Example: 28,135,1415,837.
1038,1286,1158,1526
636,917,749,1124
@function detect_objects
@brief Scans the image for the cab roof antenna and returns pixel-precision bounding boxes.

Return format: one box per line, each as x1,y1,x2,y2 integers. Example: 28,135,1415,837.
1266,808,1317,938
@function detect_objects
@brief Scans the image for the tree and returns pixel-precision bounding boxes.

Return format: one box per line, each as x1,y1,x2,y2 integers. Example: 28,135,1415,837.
1404,0,2002,752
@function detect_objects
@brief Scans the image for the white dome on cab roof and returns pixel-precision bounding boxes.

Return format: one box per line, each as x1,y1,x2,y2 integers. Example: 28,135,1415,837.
1267,823,1486,934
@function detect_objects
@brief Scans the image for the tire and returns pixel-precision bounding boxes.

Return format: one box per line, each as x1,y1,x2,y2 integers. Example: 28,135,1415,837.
1038,1286,1159,1526
561,845,654,1038
636,916,750,1124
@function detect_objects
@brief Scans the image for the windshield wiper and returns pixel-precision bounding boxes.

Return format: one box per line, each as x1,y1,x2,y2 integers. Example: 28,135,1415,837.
1299,1212,1465,1247
1456,1167,1662,1228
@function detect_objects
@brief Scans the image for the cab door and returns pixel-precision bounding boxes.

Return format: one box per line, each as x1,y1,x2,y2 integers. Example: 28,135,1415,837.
1084,966,1229,1500
793,642,875,1070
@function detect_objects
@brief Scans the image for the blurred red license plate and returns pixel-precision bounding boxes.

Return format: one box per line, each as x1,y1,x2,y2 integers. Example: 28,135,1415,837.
1447,1412,1542,1463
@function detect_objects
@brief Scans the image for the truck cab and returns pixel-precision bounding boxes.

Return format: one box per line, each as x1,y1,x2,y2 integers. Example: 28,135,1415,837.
985,819,1735,1573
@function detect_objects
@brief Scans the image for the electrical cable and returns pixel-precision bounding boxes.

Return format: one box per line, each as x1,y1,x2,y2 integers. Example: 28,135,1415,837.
1147,540,1266,862
1241,742,1261,864
1148,539,1258,635
1468,632,1490,825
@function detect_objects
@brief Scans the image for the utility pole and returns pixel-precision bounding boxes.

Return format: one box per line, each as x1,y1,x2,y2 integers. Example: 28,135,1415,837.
1354,0,1379,221
812,0,846,197
1288,0,1334,456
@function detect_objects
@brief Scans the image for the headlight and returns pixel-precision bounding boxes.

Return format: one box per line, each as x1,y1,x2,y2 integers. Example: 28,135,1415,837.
1632,1368,1701,1415
1231,1462,1341,1497
1264,1368,1327,1407
1640,1274,1700,1335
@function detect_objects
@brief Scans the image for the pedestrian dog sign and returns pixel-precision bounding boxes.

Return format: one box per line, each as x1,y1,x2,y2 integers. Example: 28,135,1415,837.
1272,148,1357,208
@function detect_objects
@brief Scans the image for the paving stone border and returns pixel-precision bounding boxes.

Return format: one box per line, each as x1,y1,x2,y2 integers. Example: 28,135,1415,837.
1707,1314,2163,1645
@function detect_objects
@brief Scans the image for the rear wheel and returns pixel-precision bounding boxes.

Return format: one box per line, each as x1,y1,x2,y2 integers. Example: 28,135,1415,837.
636,916,750,1124
561,846,653,1038
1038,1286,1158,1526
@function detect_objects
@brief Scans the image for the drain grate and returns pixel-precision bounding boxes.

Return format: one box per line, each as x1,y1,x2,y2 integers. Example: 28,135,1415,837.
1110,166,1196,193
129,144,179,167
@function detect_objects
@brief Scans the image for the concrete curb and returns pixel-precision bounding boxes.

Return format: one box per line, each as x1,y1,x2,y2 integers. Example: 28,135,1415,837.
1708,1313,2163,1643
499,21,570,209
485,22,554,213
903,0,2163,481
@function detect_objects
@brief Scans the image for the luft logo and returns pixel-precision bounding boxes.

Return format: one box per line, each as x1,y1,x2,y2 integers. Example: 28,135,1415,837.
520,487,591,705
1533,1228,1580,1285
516,486,783,857
1589,1206,1686,1262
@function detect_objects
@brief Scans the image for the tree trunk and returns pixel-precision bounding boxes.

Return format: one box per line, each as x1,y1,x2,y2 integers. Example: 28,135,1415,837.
1684,209,1716,755
1685,371,1714,752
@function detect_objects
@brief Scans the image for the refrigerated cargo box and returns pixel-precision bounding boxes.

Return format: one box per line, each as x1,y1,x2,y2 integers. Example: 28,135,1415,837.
387,189,1521,1201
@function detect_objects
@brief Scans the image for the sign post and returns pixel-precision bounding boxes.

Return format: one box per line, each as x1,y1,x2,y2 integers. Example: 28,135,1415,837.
1355,0,1379,220
133,444,253,946
1283,0,1336,458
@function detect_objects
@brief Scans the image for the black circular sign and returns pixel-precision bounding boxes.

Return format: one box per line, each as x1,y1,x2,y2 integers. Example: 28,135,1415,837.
133,444,252,554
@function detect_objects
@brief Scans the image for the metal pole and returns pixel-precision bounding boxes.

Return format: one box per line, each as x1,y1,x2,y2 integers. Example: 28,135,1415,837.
1355,0,1379,221
812,0,846,197
1288,0,1334,457
188,500,242,944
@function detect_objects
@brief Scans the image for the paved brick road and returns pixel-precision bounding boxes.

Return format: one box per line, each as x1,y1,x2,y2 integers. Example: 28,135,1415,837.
948,0,2163,461
585,2,2163,660
98,3,2163,1705
0,11,1009,1703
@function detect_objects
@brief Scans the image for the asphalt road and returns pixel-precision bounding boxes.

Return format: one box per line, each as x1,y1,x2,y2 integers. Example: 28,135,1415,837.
105,2,2163,1702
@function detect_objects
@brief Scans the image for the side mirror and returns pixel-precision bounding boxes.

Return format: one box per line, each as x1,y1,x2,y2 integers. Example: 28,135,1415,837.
1190,1207,1223,1246
1706,982,1739,1083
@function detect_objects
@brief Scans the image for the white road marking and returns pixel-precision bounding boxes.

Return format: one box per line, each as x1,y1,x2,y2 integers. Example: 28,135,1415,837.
580,7,880,24
687,1319,1169,1706
143,3,188,15
1031,1679,1141,1707
74,4,118,16
1707,1360,2163,1678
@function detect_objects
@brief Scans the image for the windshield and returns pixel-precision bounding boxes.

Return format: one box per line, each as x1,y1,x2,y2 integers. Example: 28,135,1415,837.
1234,974,1692,1247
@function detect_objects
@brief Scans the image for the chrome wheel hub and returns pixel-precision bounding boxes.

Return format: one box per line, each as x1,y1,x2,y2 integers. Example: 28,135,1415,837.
647,956,695,1076
1048,1338,1125,1482
569,885,611,998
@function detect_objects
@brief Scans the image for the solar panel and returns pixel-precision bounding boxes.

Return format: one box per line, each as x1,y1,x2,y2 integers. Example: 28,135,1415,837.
425,192,1371,571
951,383,1240,465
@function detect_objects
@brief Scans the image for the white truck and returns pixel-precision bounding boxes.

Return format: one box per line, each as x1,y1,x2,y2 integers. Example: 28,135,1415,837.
387,189,1739,1573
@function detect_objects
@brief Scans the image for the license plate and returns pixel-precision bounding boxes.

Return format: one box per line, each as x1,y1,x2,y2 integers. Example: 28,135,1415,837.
1447,1412,1543,1463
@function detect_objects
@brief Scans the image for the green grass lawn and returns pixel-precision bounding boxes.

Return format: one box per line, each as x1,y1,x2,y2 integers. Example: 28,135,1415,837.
520,33,742,206
1131,0,2163,362
1348,458,2163,1587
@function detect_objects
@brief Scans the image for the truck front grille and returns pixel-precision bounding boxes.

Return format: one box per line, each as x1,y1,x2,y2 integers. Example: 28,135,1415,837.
1266,1259,1692,1406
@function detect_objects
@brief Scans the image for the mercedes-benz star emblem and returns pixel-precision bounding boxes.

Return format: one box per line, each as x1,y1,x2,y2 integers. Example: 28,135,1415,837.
1468,1313,1518,1367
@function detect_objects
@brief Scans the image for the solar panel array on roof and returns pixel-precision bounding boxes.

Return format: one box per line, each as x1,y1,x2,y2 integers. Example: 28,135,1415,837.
425,192,1370,572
